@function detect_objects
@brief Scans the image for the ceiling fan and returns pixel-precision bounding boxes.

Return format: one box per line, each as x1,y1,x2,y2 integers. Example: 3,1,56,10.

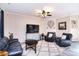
35,6,53,18
41,10,52,16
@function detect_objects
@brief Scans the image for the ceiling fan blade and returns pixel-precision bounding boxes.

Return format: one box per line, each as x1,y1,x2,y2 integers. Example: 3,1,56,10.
47,14,52,16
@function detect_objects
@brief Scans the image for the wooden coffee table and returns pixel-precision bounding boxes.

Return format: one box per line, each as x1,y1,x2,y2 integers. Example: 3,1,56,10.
0,51,8,56
25,39,38,53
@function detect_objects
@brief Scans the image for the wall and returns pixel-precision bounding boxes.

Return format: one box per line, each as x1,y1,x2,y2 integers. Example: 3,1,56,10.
56,15,79,41
4,12,57,42
4,12,79,42
4,12,45,42
45,17,56,33
56,17,70,37
40,17,56,35
70,15,79,41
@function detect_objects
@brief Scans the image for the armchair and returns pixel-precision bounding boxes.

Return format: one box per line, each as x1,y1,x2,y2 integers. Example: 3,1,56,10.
45,32,56,42
55,33,72,47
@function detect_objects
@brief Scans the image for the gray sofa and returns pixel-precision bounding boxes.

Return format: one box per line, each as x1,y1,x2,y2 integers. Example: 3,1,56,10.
0,37,23,56
55,33,72,47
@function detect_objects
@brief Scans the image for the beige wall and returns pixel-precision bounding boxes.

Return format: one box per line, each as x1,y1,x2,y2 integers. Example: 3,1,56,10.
56,17,71,37
4,12,45,42
56,16,79,41
4,12,79,42
70,16,79,41
40,17,56,35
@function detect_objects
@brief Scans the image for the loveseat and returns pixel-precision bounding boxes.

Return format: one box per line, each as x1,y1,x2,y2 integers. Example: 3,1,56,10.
0,37,23,56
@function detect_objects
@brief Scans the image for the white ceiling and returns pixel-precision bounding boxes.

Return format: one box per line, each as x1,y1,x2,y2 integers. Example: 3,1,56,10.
0,3,79,17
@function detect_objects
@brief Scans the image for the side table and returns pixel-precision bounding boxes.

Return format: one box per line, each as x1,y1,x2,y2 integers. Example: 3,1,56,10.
25,39,38,53
0,51,8,56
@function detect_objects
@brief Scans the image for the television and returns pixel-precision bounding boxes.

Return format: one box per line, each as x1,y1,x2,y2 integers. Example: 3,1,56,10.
26,24,39,33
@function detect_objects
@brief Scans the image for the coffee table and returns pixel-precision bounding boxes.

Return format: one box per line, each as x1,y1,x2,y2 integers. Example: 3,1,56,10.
0,51,8,56
25,39,38,53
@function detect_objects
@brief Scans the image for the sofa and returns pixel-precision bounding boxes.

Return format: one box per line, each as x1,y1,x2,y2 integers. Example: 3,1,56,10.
0,37,23,56
45,32,56,42
55,33,72,47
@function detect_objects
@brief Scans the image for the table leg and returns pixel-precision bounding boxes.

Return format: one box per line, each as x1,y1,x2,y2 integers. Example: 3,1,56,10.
26,44,27,50
35,44,36,53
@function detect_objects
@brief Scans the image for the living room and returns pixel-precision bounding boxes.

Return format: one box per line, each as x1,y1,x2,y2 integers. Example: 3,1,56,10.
0,3,79,56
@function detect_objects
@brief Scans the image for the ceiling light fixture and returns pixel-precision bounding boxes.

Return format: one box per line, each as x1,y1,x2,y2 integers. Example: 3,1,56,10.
35,6,53,18
41,10,52,18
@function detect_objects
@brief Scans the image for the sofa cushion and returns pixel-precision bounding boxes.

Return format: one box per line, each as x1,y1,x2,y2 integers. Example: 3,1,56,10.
7,41,23,56
8,39,18,44
0,37,9,50
60,40,71,47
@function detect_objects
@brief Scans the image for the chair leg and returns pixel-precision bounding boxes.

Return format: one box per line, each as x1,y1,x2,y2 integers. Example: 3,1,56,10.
35,44,36,53
26,44,27,50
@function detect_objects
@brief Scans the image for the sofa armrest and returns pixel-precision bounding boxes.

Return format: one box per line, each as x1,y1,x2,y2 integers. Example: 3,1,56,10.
56,37,61,39
8,40,23,56
55,37,61,43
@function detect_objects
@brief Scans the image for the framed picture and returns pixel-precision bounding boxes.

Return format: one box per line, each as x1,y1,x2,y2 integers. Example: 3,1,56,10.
47,20,54,29
58,22,66,30
71,20,77,28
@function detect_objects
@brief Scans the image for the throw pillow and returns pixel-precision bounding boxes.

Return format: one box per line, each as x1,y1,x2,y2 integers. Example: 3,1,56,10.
61,35,66,39
48,34,53,38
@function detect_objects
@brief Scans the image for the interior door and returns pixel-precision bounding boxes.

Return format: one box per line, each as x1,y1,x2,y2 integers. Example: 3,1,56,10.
0,9,4,38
